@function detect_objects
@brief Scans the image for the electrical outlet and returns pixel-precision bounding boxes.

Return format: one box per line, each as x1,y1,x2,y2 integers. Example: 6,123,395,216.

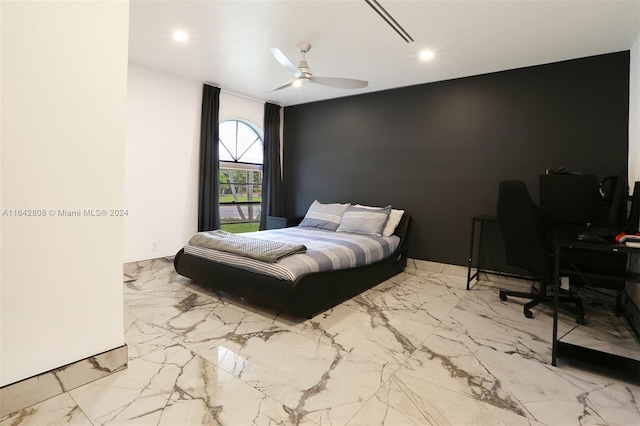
151,242,158,252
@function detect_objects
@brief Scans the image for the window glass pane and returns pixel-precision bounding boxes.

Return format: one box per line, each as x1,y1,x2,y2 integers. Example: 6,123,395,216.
219,203,262,223
219,168,262,204
236,122,263,164
219,121,237,161
239,140,263,164
218,120,263,233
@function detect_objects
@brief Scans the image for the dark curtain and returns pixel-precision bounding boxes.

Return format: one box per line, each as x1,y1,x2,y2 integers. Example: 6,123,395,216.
197,84,221,231
259,102,284,230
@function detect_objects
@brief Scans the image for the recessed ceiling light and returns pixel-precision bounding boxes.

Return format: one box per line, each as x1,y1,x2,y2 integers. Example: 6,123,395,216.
172,30,189,43
420,49,435,61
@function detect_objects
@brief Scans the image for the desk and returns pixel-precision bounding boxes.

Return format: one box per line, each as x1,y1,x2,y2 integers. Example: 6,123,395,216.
552,239,640,380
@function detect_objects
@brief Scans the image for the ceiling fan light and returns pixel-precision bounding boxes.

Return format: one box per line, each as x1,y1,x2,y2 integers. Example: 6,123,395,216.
293,77,309,88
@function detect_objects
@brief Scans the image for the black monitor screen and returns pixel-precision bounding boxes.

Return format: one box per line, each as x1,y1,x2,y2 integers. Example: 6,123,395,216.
539,174,599,225
604,169,627,227
626,181,640,233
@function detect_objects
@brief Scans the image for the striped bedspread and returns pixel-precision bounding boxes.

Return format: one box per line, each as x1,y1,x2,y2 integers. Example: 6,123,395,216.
183,226,401,281
188,230,307,263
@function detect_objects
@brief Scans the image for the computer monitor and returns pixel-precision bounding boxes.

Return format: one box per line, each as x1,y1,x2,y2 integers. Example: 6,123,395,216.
539,174,599,225
603,169,627,227
626,181,640,233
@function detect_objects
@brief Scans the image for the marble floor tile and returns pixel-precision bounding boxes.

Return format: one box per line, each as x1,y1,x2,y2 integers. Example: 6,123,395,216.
0,393,92,426
559,319,640,361
556,294,640,362
125,280,229,328
282,275,466,372
443,286,583,364
281,303,416,374
397,317,640,424
3,259,639,426
346,372,545,426
177,311,387,425
69,343,310,425
0,344,127,418
124,312,177,359
122,257,175,278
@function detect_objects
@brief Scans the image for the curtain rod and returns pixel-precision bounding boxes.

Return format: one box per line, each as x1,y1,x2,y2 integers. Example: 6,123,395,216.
219,87,277,106
203,81,282,107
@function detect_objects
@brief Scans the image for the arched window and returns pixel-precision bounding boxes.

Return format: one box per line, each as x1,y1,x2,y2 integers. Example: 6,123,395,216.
218,120,263,233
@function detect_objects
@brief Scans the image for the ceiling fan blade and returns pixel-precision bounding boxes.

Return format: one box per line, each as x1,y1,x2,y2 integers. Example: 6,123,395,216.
271,48,302,78
308,76,368,89
266,79,296,92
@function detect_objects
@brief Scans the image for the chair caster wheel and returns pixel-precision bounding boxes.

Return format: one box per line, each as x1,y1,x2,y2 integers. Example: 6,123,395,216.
499,292,507,301
524,309,533,319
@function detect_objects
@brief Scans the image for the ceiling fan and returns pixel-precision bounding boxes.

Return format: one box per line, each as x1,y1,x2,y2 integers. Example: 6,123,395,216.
269,42,368,91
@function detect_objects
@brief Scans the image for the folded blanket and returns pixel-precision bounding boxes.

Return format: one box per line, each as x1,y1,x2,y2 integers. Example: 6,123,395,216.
188,230,306,263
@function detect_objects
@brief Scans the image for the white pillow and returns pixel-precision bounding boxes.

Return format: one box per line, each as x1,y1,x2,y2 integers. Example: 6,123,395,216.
356,204,404,237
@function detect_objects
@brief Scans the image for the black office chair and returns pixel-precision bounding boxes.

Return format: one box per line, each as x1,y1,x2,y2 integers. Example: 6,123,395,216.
496,179,583,321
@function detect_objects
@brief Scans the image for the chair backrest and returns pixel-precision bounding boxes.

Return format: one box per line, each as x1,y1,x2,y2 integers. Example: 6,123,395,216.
496,179,553,276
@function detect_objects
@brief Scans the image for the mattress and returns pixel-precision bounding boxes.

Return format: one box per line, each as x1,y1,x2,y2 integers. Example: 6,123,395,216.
183,226,401,281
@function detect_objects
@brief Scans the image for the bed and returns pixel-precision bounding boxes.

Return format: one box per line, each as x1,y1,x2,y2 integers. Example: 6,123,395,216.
174,202,410,318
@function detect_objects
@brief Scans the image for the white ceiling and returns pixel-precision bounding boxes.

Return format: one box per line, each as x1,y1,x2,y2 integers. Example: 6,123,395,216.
128,0,640,107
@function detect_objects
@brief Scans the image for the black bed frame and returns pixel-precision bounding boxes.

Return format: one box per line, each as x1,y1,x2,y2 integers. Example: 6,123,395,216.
174,214,410,318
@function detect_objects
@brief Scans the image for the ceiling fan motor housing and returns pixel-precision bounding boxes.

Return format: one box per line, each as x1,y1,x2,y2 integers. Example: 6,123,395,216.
296,42,312,53
297,60,312,77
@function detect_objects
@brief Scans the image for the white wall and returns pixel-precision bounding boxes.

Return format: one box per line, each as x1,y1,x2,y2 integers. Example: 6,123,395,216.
124,65,265,262
124,63,202,262
629,35,640,183
627,35,640,328
1,1,129,386
220,90,265,124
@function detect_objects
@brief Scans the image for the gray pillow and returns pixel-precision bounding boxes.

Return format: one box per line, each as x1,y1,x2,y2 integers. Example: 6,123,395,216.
299,200,349,231
336,205,392,236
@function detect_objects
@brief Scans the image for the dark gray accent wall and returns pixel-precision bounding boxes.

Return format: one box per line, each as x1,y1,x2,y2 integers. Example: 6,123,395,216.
282,52,630,265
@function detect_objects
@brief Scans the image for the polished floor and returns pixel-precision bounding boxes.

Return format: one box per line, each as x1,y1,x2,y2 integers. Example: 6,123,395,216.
2,258,639,425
